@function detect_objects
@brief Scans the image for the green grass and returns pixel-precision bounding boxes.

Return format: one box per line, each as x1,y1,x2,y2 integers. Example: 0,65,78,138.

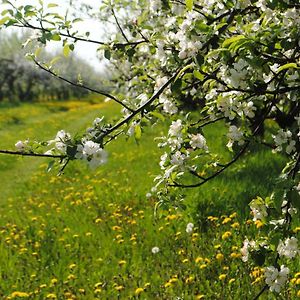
0,100,299,299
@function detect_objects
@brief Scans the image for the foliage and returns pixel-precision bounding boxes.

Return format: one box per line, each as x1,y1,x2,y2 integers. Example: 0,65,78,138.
0,0,300,298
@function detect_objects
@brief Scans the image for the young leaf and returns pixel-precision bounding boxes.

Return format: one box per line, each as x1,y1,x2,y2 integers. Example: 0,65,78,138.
277,63,298,73
134,124,142,143
63,44,70,57
186,0,193,11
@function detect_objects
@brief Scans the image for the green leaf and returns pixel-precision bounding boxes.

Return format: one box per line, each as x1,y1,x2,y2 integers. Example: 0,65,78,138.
63,44,70,57
222,35,245,48
104,49,111,60
48,3,58,8
186,0,193,11
193,70,204,81
150,111,165,121
51,34,61,41
35,47,43,57
134,124,142,143
0,16,10,25
277,63,298,73
47,160,55,172
50,56,61,66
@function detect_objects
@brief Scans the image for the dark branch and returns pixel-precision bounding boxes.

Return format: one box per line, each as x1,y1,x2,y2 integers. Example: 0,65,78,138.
33,59,134,112
0,150,65,159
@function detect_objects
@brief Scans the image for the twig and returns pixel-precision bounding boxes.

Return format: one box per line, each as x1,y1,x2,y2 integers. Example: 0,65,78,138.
0,150,65,159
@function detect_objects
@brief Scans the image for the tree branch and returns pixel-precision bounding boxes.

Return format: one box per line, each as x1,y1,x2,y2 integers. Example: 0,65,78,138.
33,59,134,112
0,150,65,159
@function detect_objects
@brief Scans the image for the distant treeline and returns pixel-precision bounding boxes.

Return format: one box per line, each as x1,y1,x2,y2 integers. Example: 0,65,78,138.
0,32,105,102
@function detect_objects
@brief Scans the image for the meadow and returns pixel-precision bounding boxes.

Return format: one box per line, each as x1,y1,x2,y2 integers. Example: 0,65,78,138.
0,99,299,299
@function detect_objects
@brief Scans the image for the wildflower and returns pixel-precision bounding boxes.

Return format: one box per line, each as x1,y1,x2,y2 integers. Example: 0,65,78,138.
185,276,194,284
152,246,160,254
222,231,232,240
222,217,231,224
10,292,29,298
231,222,240,229
135,288,144,295
229,278,235,284
219,274,227,281
216,253,224,261
195,256,203,263
264,265,290,293
118,260,126,266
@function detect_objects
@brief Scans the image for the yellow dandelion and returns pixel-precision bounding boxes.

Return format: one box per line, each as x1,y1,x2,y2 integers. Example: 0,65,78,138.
229,212,237,218
115,285,124,291
67,274,76,280
297,290,300,297
94,288,102,294
169,277,179,284
135,288,144,295
222,217,231,224
230,252,241,259
219,274,227,281
144,282,151,288
199,264,207,269
95,218,102,224
216,253,224,261
46,294,57,299
214,244,221,249
255,220,264,229
69,263,76,269
50,278,58,285
182,258,189,263
195,256,203,263
10,292,29,298
293,227,300,233
185,276,194,284
231,222,240,229
222,231,232,240
118,260,126,266
195,294,205,299
164,282,172,288
94,282,103,289
229,278,235,284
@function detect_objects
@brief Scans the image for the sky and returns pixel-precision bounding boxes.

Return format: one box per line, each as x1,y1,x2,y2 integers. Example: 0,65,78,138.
1,0,108,71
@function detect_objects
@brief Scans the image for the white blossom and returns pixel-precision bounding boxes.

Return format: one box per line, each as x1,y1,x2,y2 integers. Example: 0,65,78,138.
249,200,268,221
264,265,289,293
15,140,27,151
168,120,183,137
189,133,208,150
277,237,299,259
152,246,160,254
240,238,255,262
227,125,244,148
186,222,194,234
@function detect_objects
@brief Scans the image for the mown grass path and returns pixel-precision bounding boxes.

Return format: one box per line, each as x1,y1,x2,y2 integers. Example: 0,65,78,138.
0,101,120,201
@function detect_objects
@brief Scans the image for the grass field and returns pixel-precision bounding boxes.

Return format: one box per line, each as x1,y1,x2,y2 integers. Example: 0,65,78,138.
0,99,299,299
